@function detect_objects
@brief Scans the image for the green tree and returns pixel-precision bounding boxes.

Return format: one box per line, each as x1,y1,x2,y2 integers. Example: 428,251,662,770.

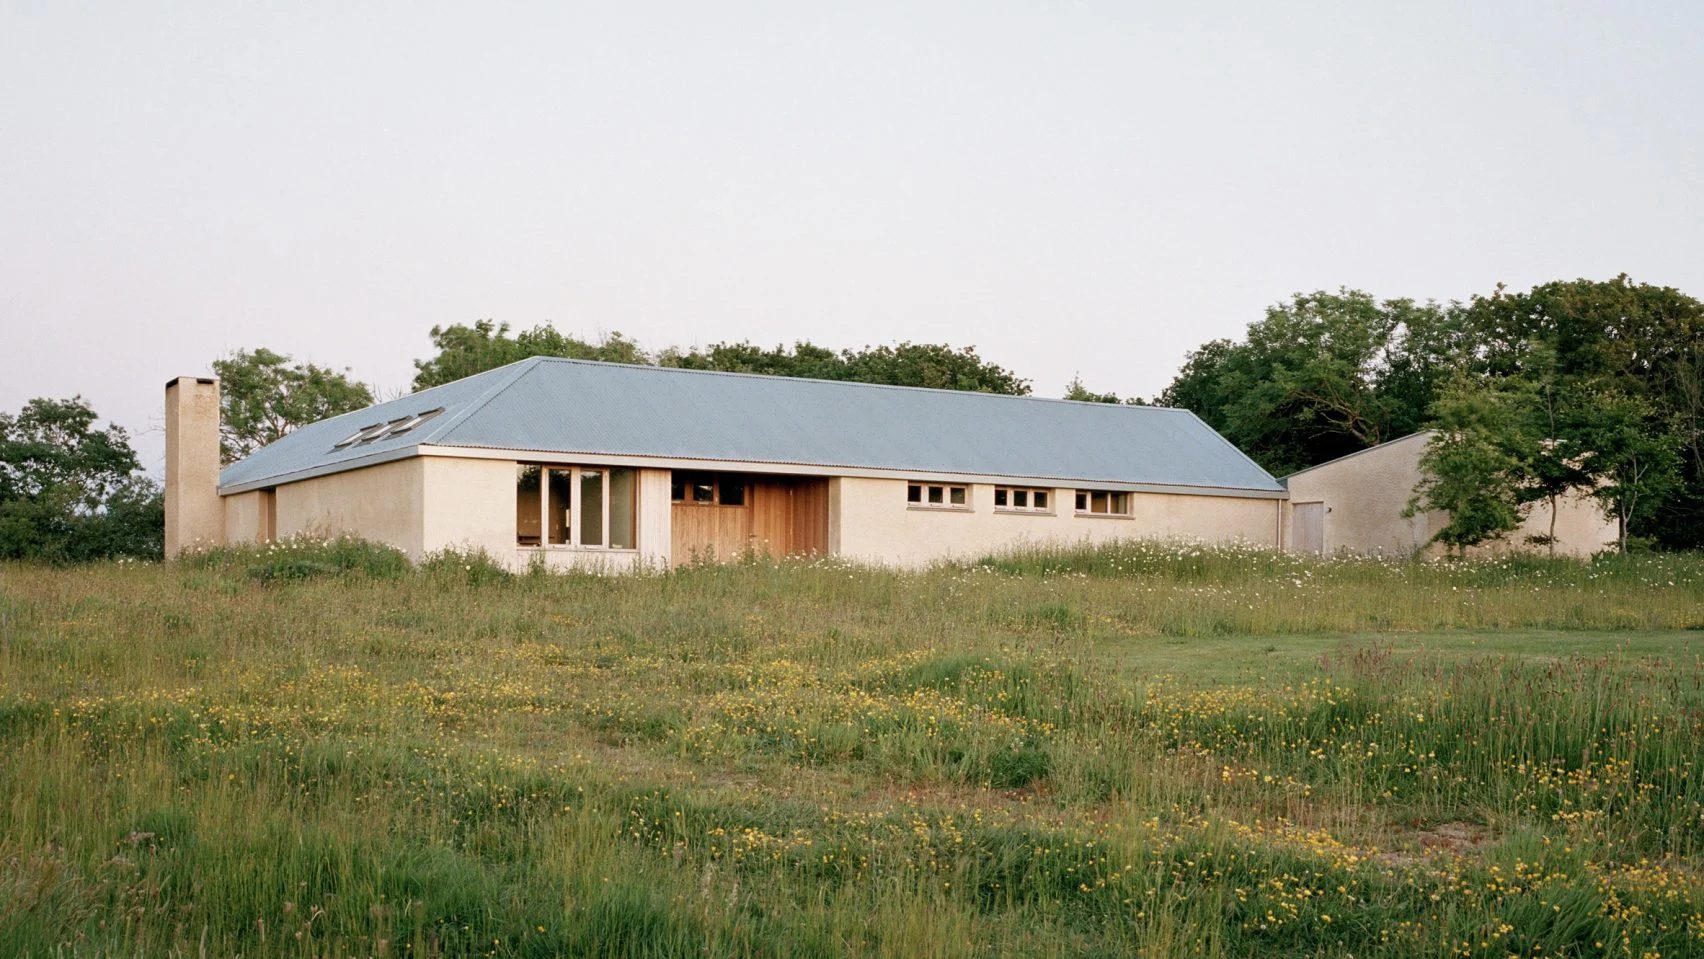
418,325,1031,395
1573,388,1682,553
1466,275,1704,547
214,349,374,464
837,342,1027,394
659,341,846,379
1158,290,1465,475
1406,378,1525,555
412,321,647,390
1064,375,1124,404
0,397,162,562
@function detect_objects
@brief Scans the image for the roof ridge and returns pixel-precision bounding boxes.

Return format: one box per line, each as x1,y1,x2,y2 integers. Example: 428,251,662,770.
420,356,545,446
521,355,1186,413
1280,429,1436,480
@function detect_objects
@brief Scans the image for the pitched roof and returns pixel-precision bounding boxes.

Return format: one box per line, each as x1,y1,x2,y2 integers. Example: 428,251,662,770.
219,357,1285,497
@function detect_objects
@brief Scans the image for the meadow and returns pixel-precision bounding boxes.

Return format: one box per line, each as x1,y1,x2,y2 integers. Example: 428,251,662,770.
2,539,1703,958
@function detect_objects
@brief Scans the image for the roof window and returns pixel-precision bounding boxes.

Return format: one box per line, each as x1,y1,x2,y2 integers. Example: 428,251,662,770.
329,408,445,450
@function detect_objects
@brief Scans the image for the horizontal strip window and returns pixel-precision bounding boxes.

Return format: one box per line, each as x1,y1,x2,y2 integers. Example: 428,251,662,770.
671,470,746,507
517,464,637,549
994,486,1051,513
907,482,969,510
1074,489,1132,517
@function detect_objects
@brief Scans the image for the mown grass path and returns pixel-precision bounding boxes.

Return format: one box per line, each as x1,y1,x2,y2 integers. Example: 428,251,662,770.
2,543,1702,957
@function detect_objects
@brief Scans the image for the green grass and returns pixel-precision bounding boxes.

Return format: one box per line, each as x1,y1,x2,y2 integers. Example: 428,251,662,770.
1,541,1702,957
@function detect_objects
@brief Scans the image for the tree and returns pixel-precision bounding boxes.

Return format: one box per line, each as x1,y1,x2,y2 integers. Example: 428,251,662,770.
837,343,1027,394
1496,343,1595,555
1406,377,1525,555
415,323,1031,395
1064,375,1124,404
1157,291,1466,475
0,397,162,562
1465,275,1704,547
412,321,647,390
214,349,374,464
1573,387,1681,553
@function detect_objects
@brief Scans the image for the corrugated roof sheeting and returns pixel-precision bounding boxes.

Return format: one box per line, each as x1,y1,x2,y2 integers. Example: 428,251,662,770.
221,357,1284,495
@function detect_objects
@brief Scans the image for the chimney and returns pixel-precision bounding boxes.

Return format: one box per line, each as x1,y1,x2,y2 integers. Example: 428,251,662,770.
164,376,224,557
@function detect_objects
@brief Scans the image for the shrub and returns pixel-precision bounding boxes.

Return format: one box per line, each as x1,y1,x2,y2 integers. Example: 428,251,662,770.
183,534,410,582
419,547,512,585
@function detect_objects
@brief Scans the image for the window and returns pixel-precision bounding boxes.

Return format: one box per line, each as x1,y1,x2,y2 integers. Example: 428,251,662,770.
546,468,573,545
907,482,970,510
518,464,636,548
1074,489,1131,517
671,471,747,507
994,486,1052,513
516,466,542,545
718,476,745,506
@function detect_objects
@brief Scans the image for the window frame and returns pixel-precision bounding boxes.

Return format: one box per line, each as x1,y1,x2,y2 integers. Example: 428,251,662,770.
906,482,971,512
519,464,638,550
670,470,748,507
993,486,1053,515
1073,488,1133,518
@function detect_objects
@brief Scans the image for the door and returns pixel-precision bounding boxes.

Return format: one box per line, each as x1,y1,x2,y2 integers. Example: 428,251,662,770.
1293,502,1325,555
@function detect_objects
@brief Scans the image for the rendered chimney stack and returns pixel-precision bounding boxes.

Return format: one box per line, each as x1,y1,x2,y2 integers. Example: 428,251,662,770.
164,376,224,557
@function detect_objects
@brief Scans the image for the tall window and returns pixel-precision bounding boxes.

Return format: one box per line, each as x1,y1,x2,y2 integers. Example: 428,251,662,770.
517,465,637,548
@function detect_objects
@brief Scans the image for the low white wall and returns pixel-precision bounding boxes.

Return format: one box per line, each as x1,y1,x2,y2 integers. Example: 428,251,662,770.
830,477,1282,568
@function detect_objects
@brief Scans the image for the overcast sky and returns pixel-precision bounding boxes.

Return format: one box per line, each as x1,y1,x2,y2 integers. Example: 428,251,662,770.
3,2,1700,476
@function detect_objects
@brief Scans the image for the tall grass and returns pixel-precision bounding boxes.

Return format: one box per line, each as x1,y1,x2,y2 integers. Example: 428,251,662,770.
1,541,1702,956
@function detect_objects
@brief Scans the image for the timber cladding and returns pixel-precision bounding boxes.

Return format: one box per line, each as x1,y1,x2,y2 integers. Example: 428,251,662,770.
671,475,828,563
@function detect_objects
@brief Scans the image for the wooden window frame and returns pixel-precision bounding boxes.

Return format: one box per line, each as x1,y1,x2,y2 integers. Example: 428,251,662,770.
993,486,1053,515
670,470,748,507
520,464,638,551
907,482,971,512
1073,488,1133,519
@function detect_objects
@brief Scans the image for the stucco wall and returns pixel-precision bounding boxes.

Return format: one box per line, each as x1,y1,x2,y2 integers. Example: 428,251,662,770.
274,458,427,558
222,490,267,544
1284,432,1615,558
830,477,1282,568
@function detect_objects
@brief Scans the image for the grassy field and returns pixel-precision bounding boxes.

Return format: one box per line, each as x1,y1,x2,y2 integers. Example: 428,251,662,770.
2,540,1703,958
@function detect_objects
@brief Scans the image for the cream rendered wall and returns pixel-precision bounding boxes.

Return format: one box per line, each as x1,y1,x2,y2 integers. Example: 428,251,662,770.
829,477,1282,568
1283,432,1615,558
273,458,427,558
222,490,267,544
1283,434,1434,557
416,457,673,572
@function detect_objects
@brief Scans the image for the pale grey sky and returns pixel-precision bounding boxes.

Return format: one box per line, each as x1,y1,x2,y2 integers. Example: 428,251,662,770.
2,2,1700,476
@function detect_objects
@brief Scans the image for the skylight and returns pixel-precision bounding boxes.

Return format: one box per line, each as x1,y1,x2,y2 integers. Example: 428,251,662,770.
329,408,444,450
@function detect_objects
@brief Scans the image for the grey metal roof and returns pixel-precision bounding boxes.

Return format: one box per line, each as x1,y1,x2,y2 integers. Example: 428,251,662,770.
219,357,1285,496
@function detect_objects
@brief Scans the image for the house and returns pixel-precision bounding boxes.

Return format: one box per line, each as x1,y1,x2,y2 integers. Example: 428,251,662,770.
1281,431,1615,558
163,357,1291,569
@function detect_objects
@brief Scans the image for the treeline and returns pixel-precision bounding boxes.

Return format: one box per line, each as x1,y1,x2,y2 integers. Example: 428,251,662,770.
3,273,1699,561
1137,279,1702,551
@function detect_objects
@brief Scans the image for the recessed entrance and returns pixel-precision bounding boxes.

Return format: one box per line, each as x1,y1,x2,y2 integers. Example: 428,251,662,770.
670,471,828,564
